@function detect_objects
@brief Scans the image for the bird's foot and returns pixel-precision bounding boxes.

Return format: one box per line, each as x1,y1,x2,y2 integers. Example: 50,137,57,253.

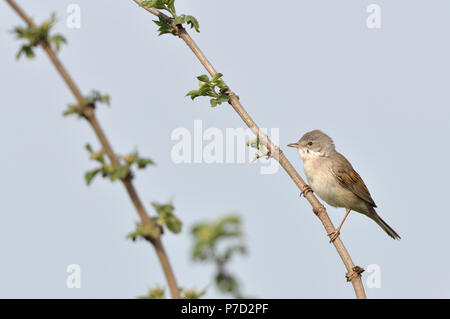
328,230,340,243
300,184,313,197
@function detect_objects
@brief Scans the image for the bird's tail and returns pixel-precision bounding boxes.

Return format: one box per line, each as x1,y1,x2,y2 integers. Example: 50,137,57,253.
367,207,401,240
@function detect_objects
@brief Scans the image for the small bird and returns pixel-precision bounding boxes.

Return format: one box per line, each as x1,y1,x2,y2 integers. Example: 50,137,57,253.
288,130,400,242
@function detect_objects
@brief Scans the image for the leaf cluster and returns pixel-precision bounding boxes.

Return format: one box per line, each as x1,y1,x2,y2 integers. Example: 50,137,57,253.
84,144,154,185
186,73,230,107
12,13,66,59
141,0,199,35
127,201,182,241
191,214,243,260
191,214,246,298
173,14,199,32
152,201,182,234
127,221,160,241
63,90,110,117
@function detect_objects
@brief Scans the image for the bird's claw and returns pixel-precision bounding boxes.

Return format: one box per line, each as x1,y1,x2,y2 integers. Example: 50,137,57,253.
300,185,313,197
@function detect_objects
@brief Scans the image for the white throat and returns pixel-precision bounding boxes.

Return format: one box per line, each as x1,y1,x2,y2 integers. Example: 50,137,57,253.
298,148,324,161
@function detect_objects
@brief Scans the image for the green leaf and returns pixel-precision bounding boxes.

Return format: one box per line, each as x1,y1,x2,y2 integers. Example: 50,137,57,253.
103,164,115,175
198,85,214,97
49,34,67,52
85,168,101,185
173,15,185,25
185,15,200,32
196,74,210,83
152,202,182,234
167,0,176,14
217,81,228,91
16,45,35,59
62,105,78,117
84,90,110,107
153,17,173,36
136,157,155,169
173,14,199,32
186,90,200,100
218,95,230,103
85,143,94,153
109,166,129,181
122,151,154,169
216,272,239,294
141,0,166,10
211,73,223,82
165,217,182,233
90,150,105,163
127,222,160,241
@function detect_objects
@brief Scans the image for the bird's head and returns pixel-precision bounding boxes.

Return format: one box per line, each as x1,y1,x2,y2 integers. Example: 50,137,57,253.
288,129,335,160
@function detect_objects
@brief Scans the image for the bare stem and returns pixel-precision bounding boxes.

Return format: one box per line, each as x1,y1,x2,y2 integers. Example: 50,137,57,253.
132,0,366,298
6,0,180,299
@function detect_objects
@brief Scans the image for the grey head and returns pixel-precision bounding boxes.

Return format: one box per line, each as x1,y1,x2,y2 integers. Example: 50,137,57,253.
288,129,336,156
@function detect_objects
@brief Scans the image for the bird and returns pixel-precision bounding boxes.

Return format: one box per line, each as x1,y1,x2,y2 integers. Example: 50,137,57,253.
288,130,400,242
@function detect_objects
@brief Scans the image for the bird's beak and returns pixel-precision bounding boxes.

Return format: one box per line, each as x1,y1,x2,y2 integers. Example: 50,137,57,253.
288,142,300,148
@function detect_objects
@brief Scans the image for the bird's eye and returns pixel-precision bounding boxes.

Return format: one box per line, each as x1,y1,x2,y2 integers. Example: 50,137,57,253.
307,142,313,146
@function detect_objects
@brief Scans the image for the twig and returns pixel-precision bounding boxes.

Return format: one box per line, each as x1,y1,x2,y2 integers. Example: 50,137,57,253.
132,0,366,298
6,0,181,299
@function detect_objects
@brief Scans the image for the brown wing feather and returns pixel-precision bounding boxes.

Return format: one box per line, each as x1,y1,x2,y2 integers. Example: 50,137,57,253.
330,152,377,207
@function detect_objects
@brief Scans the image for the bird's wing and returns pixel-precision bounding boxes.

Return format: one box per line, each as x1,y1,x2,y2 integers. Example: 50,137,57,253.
330,152,377,207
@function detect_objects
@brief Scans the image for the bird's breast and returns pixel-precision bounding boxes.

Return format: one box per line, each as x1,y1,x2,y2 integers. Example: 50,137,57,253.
303,157,352,208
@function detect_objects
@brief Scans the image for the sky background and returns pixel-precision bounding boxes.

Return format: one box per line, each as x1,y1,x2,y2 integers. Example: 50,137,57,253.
1,0,449,298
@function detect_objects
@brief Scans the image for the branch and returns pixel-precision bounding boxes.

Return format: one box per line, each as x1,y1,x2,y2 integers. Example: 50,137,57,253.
133,0,366,298
6,0,180,299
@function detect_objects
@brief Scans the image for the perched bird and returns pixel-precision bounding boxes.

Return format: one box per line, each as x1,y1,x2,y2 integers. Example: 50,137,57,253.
288,130,400,242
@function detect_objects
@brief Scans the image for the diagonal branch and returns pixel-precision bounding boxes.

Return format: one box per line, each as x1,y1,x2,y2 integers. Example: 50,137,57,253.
132,0,366,298
6,0,180,299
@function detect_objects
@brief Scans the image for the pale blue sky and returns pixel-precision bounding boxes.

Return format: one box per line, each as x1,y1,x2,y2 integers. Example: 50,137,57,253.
1,0,449,298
